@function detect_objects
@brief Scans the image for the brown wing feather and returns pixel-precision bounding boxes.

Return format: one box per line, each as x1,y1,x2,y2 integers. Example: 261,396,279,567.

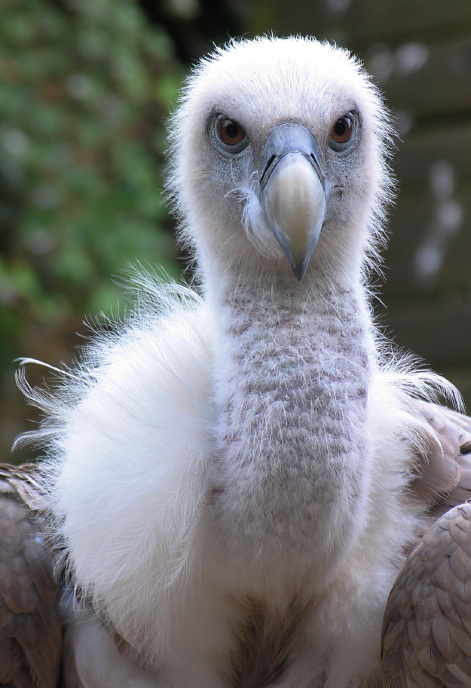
0,464,62,688
382,503,471,687
411,402,471,514
382,403,471,687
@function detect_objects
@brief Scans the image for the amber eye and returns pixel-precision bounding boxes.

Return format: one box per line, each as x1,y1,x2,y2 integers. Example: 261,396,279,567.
329,113,355,150
217,118,246,147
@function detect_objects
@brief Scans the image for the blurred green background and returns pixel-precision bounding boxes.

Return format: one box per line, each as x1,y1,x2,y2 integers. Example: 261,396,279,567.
2,0,471,461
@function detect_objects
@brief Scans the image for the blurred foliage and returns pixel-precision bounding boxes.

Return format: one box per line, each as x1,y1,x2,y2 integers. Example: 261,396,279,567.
0,0,187,457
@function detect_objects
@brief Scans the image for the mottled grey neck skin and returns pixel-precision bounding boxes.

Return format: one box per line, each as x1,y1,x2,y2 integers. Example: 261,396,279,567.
207,267,374,581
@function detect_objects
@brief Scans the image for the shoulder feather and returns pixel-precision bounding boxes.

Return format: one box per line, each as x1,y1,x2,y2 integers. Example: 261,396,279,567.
0,463,62,688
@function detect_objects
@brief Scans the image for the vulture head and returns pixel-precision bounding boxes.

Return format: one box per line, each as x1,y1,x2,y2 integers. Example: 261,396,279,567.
170,36,393,289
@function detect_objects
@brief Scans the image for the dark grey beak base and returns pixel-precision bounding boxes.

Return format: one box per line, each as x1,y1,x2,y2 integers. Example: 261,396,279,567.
260,123,325,193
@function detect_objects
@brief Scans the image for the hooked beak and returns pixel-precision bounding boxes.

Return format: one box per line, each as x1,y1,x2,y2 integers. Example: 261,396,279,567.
260,123,326,280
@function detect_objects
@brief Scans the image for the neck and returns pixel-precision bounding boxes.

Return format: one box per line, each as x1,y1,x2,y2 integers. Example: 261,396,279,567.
206,264,375,580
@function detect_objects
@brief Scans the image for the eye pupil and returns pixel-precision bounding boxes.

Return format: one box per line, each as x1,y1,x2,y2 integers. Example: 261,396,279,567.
218,117,246,147
226,123,239,139
334,120,347,137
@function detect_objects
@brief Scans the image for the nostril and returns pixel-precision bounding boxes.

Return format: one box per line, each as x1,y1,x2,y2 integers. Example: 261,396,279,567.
260,155,276,186
308,153,324,186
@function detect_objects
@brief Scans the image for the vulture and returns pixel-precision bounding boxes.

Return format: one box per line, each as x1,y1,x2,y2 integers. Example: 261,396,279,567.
3,35,471,688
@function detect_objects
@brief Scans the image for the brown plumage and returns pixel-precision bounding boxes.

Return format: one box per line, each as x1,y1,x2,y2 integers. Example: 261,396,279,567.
0,465,61,688
226,595,314,688
380,404,471,688
412,403,471,516
382,503,471,687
